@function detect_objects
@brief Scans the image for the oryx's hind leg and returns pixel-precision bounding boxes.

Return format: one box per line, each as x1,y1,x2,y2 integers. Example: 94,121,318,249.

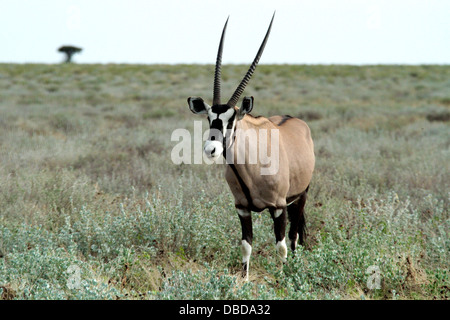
287,187,308,251
270,207,287,263
237,208,252,281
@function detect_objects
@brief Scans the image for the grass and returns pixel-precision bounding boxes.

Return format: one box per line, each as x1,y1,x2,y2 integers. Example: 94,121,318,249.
0,63,448,300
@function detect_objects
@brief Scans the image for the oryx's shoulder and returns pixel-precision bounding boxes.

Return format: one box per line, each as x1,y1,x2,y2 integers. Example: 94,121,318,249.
241,114,274,128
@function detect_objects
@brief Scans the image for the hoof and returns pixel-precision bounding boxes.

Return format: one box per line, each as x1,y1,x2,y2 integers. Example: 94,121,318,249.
241,263,249,281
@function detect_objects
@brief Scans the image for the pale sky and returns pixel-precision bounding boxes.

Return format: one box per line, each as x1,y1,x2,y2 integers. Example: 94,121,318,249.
0,0,449,64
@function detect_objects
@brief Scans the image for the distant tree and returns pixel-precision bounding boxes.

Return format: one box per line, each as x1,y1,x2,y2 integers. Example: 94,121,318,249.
58,45,82,63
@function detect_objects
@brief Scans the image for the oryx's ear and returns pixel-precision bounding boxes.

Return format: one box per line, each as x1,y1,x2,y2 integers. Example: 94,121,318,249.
238,96,254,119
188,97,210,114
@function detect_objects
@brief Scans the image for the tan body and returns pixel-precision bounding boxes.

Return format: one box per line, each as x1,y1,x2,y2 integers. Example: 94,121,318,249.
225,114,315,211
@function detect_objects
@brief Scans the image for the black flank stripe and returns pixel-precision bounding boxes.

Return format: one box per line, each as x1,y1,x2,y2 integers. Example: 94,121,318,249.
277,115,292,126
228,164,254,210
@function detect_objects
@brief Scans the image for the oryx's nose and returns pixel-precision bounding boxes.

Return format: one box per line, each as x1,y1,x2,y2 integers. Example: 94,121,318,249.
204,144,215,156
204,140,223,159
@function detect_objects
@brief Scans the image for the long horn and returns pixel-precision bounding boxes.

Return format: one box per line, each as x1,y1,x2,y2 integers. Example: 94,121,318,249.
213,16,229,106
227,12,275,107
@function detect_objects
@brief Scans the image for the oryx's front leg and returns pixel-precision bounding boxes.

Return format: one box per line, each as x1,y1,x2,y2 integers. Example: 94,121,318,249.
237,208,252,281
270,207,287,263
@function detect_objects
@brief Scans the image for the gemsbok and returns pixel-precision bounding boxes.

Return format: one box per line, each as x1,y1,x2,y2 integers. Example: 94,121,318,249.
187,13,315,280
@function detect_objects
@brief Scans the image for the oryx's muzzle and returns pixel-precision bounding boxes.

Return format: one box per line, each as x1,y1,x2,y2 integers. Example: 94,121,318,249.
203,139,223,160
203,126,226,160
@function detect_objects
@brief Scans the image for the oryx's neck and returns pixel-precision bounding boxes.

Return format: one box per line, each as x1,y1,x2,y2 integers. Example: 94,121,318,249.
227,114,276,164
224,114,280,212
224,116,260,211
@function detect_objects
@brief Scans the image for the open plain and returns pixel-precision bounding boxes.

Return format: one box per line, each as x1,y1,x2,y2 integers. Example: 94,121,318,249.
0,63,448,299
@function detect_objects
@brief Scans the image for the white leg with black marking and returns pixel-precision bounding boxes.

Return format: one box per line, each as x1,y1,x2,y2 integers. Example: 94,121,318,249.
237,208,252,281
270,207,287,264
241,239,252,281
288,232,299,251
276,238,288,263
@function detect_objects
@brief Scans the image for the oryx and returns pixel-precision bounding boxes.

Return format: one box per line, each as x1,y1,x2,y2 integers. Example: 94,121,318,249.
187,13,315,280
